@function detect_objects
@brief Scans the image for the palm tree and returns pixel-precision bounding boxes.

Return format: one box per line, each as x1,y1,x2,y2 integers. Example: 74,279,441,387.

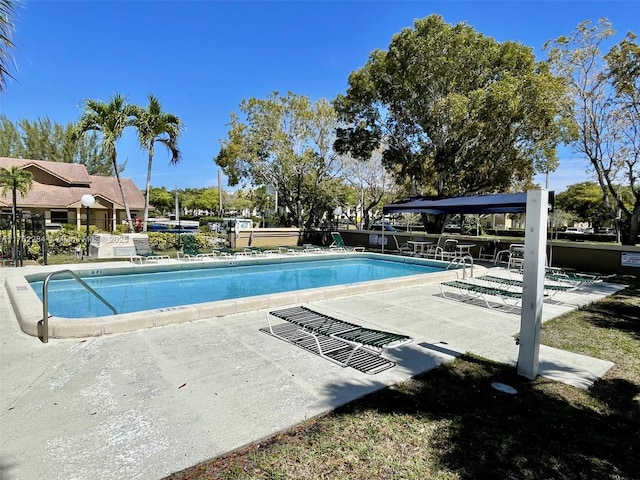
0,164,33,261
72,93,137,231
0,0,17,94
132,95,182,231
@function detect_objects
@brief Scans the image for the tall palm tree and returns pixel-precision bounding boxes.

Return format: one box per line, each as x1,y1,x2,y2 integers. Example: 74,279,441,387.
0,0,17,94
132,95,182,231
72,93,137,231
0,164,33,261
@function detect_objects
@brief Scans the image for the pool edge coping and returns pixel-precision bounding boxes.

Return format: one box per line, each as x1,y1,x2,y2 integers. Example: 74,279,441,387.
5,253,486,339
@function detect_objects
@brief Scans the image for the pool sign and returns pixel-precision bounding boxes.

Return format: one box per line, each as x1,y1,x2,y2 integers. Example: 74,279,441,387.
621,252,640,267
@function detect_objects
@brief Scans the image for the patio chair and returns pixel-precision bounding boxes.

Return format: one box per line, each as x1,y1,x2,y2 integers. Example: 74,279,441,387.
494,243,525,269
422,237,444,260
330,232,365,252
266,306,412,373
478,240,500,262
390,235,412,255
442,239,458,261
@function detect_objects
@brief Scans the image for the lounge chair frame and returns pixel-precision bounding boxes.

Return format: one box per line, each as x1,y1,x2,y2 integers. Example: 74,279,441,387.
266,306,412,369
330,232,365,252
439,280,522,312
479,274,575,296
130,236,170,264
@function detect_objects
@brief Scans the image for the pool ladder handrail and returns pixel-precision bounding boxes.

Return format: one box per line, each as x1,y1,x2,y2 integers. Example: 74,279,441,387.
39,269,117,343
446,254,474,279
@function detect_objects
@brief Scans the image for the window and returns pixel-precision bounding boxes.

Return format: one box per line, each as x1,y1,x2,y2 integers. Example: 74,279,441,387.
50,210,69,225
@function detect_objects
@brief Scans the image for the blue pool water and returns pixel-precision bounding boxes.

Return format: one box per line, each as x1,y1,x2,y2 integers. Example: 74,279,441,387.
31,257,443,319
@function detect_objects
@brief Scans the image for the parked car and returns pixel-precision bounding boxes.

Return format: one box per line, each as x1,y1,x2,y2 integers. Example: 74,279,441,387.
371,223,399,232
565,227,583,234
597,227,615,234
583,227,594,234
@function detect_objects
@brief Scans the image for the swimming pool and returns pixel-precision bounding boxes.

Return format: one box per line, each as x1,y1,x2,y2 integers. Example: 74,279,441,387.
7,252,467,339
30,257,443,318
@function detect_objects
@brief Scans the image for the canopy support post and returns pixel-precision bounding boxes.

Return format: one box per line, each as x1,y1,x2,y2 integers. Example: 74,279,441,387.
517,189,548,380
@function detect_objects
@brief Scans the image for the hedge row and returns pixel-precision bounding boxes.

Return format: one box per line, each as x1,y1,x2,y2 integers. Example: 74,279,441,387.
0,230,227,259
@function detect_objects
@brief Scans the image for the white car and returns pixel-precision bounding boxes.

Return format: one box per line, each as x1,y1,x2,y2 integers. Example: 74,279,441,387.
565,227,583,234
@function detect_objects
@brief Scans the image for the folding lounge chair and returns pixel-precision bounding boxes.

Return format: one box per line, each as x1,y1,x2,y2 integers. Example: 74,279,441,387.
130,236,171,264
479,274,576,296
439,280,522,312
545,267,609,283
330,232,365,252
243,246,279,256
177,234,217,261
266,306,412,372
280,244,329,254
543,267,608,290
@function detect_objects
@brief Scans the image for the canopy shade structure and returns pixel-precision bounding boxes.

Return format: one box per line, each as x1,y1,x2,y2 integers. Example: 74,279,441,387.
383,192,554,215
379,189,553,381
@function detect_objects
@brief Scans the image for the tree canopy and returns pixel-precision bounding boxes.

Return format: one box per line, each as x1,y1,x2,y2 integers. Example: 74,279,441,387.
555,182,609,228
215,91,343,228
334,14,570,200
0,164,34,260
545,19,640,244
72,93,138,231
131,95,183,231
0,0,16,93
0,115,112,175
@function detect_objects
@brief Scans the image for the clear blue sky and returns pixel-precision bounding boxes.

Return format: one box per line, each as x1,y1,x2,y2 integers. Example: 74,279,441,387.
1,0,638,194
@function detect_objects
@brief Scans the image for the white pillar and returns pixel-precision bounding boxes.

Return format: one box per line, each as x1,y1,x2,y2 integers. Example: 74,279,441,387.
517,189,548,379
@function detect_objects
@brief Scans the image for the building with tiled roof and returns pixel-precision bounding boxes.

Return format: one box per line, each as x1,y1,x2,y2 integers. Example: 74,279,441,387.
0,157,145,231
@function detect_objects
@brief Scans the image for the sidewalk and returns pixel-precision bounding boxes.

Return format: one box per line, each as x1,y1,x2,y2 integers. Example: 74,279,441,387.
0,265,622,480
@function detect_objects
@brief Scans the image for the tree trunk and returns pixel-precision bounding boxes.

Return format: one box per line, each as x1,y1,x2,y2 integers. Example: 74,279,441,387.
622,201,640,246
11,181,17,261
113,152,133,232
143,143,154,232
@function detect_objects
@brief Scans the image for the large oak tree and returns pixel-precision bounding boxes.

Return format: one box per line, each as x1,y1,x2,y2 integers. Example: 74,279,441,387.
334,15,570,204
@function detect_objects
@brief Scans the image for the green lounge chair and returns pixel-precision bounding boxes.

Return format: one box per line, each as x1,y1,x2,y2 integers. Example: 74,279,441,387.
544,267,609,285
330,232,365,252
478,274,575,296
439,279,522,312
266,306,412,372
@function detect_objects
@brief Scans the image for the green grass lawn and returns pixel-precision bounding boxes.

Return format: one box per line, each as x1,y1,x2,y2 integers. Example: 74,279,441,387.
165,276,640,480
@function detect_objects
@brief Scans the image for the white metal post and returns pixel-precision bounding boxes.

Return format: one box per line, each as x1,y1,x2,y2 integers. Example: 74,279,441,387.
517,189,548,379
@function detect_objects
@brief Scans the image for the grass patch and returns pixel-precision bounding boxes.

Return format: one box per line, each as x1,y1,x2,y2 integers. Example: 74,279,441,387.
164,276,640,480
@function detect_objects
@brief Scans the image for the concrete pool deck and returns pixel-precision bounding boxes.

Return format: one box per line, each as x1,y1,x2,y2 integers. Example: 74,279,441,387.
0,261,624,480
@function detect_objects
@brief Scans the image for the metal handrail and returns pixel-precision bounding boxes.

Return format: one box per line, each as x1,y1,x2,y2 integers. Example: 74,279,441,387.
446,254,474,279
39,269,117,343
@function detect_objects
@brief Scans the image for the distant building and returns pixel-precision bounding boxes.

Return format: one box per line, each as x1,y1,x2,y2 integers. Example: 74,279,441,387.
0,157,145,231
